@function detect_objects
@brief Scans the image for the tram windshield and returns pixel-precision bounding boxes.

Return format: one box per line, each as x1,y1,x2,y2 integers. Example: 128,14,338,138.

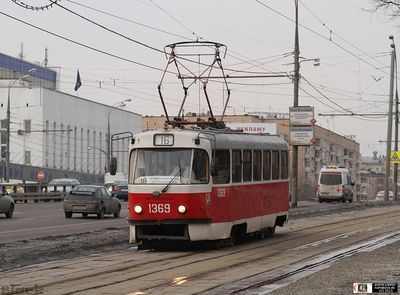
130,148,209,184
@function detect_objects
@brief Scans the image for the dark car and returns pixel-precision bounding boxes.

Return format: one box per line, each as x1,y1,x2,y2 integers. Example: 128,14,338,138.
0,189,15,218
111,180,128,201
63,185,121,219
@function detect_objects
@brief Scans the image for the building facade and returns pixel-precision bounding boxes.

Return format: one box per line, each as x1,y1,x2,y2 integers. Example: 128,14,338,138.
0,53,141,183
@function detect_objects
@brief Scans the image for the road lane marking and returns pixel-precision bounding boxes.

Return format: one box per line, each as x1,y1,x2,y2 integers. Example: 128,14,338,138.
0,219,125,234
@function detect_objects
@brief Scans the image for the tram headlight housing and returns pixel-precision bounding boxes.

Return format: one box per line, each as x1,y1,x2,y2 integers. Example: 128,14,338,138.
134,205,143,214
178,205,186,214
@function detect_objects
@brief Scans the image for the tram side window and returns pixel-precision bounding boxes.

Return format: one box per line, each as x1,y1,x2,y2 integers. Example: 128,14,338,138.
214,150,230,184
192,149,209,183
243,150,252,182
263,150,271,181
232,150,242,183
272,151,280,180
281,151,288,179
253,150,262,181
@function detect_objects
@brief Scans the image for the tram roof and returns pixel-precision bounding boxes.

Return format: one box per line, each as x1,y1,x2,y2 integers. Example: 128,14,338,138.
143,128,289,150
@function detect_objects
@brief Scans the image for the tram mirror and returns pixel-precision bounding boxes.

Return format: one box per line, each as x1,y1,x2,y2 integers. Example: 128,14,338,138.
109,157,118,175
211,158,219,177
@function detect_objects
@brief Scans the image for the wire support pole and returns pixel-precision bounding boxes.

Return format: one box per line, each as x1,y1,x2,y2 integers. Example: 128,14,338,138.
291,0,300,208
385,38,395,202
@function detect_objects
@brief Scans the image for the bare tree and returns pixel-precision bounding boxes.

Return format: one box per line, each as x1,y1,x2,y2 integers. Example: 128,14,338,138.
372,0,400,18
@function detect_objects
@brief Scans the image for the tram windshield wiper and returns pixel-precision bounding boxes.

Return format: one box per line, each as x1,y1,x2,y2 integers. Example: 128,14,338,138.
161,161,182,193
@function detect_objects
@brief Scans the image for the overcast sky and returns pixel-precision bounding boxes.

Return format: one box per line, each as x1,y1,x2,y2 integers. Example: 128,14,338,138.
1,0,398,156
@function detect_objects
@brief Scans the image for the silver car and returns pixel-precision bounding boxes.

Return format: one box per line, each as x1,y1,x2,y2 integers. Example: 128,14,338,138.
0,192,15,218
63,185,121,219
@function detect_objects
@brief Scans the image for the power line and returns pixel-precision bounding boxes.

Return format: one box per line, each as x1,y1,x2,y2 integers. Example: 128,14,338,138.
299,0,388,69
66,0,192,41
255,0,391,76
0,11,168,73
301,75,354,114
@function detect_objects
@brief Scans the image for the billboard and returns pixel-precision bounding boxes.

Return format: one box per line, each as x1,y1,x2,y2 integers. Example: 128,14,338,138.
225,123,277,134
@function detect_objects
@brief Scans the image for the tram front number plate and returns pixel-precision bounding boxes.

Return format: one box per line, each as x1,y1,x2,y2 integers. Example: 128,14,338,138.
154,134,174,146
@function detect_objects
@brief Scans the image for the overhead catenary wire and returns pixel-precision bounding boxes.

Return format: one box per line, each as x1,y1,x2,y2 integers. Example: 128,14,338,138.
255,0,391,77
299,0,388,70
0,11,169,73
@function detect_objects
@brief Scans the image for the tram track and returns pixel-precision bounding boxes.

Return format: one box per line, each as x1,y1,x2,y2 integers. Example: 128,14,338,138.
2,206,400,294
200,231,400,294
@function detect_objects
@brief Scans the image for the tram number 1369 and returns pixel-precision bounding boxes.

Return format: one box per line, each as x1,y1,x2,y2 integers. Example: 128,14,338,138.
148,203,171,213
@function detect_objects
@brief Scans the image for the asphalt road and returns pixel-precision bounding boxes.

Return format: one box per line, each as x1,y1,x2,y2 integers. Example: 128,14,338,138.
0,201,129,243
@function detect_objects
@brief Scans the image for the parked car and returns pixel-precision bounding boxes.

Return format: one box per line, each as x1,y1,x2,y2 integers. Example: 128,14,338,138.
1,184,24,195
0,189,15,218
111,180,128,201
48,178,80,193
63,185,121,219
375,191,394,201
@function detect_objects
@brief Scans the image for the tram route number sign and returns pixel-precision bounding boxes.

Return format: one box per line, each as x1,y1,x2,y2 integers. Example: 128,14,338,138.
154,134,174,146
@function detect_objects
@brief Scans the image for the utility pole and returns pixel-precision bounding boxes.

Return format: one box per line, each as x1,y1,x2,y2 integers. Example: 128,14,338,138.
395,90,399,200
385,36,395,202
291,0,300,208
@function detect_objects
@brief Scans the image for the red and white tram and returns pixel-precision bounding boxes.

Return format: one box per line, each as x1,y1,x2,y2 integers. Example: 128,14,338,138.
120,127,289,247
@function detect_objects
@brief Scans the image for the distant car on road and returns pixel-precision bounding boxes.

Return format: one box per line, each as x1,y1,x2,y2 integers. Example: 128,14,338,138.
48,178,80,193
375,191,394,201
111,180,128,201
63,185,121,219
0,189,15,218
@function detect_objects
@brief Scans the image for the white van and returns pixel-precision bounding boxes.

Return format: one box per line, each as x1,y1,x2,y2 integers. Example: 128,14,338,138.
317,166,354,203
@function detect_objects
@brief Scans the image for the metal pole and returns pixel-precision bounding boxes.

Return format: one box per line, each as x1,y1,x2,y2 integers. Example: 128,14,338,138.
106,99,131,173
107,110,111,173
385,40,395,201
5,85,11,182
395,90,398,200
291,0,299,208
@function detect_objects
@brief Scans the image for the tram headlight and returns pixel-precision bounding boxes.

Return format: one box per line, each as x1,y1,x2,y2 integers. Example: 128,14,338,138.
178,205,186,214
134,205,143,214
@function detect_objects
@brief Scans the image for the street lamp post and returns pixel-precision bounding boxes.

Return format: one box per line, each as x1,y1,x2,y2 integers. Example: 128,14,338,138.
106,99,131,172
88,146,108,174
5,68,37,182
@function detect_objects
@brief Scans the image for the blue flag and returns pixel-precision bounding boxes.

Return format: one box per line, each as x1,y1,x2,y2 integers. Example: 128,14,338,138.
74,70,82,91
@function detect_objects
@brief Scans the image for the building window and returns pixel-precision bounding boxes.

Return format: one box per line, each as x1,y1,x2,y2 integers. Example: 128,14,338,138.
24,150,31,164
1,131,6,144
1,120,7,129
315,150,321,159
1,146,6,158
24,120,31,134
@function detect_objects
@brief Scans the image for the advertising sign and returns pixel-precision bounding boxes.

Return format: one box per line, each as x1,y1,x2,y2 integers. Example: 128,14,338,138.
289,127,314,145
225,123,277,134
289,106,315,126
